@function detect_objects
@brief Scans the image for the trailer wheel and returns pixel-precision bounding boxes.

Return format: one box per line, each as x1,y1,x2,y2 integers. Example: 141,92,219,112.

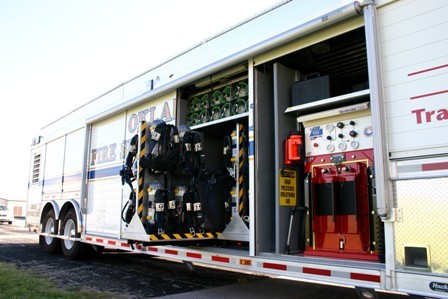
39,209,60,254
61,210,87,260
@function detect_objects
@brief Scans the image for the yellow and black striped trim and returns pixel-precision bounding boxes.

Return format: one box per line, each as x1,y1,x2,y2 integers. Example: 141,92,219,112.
137,120,147,221
238,124,245,217
149,232,219,241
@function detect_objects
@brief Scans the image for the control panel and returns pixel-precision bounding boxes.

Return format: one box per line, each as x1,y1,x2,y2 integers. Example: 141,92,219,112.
302,115,373,157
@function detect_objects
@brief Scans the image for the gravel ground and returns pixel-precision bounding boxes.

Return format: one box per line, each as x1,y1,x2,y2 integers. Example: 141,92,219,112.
0,220,423,299
0,220,263,298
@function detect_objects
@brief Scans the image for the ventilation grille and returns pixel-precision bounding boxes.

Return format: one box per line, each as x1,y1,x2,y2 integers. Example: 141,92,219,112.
32,153,41,184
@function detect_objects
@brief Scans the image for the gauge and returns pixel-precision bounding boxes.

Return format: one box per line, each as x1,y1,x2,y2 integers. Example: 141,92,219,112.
364,126,373,137
327,144,335,152
325,123,334,132
338,142,347,151
350,140,360,149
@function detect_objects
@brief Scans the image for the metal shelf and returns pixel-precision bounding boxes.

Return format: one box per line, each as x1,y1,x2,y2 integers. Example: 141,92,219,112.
190,112,249,130
284,89,370,114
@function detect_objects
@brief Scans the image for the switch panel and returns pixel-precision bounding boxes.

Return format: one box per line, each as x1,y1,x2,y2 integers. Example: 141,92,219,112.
302,115,373,157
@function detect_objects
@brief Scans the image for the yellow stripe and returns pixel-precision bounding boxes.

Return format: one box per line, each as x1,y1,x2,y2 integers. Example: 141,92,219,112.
138,121,146,221
140,122,146,157
239,201,243,212
239,176,243,184
146,233,217,241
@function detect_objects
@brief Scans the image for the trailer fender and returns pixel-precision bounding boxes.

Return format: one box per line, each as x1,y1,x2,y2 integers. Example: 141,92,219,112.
40,200,60,227
40,200,60,223
59,200,83,234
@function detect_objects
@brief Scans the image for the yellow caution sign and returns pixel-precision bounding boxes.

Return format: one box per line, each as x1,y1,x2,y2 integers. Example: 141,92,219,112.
279,169,297,206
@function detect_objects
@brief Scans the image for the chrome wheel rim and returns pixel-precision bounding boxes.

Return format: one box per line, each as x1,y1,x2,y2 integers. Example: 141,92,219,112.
63,219,76,250
44,218,55,245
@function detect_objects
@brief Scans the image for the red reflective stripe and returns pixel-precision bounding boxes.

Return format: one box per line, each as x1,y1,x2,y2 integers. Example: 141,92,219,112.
86,237,93,241
303,267,331,276
187,252,202,259
408,64,448,76
212,256,229,263
120,243,130,248
96,238,104,243
422,162,448,171
350,273,381,283
263,262,287,271
107,240,116,245
165,249,178,255
410,89,448,100
148,247,158,252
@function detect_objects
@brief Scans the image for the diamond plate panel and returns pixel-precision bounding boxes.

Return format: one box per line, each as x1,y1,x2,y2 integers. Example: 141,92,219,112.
394,178,448,273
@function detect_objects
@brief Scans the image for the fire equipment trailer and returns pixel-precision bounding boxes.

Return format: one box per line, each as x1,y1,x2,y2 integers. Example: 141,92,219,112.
27,0,448,298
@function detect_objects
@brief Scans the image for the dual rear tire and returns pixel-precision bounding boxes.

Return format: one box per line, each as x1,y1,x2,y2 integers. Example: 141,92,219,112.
40,209,94,260
40,209,60,254
60,210,87,260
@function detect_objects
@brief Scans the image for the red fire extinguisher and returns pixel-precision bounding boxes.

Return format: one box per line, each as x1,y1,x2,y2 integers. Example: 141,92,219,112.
284,131,303,165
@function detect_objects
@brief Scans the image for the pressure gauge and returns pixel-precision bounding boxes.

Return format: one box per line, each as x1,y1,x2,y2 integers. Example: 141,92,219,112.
326,123,334,132
327,144,335,153
338,142,347,151
364,126,373,137
350,140,360,149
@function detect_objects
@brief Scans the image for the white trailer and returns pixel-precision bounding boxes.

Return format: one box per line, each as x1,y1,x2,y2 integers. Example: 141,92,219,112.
27,0,448,297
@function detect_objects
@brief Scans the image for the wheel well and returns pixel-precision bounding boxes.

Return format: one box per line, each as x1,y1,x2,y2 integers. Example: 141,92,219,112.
40,201,82,235
40,203,56,226
59,201,82,234
40,202,60,236
59,203,74,225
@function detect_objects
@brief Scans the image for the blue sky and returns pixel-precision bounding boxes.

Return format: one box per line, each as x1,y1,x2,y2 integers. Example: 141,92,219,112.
0,0,282,200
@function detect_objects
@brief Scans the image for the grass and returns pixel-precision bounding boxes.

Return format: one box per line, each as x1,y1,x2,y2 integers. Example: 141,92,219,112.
0,262,113,299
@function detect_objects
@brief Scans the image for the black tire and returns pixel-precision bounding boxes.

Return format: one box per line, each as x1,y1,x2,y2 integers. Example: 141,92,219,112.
39,209,60,254
8,221,12,225
61,210,87,260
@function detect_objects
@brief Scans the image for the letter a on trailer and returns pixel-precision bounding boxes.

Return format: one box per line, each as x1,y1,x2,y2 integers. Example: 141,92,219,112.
27,1,448,298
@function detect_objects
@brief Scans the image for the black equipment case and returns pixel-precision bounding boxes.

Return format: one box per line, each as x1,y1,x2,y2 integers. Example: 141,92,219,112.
291,73,330,106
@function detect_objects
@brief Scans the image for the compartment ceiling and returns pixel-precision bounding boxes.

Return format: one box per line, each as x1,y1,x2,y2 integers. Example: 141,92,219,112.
276,27,367,82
